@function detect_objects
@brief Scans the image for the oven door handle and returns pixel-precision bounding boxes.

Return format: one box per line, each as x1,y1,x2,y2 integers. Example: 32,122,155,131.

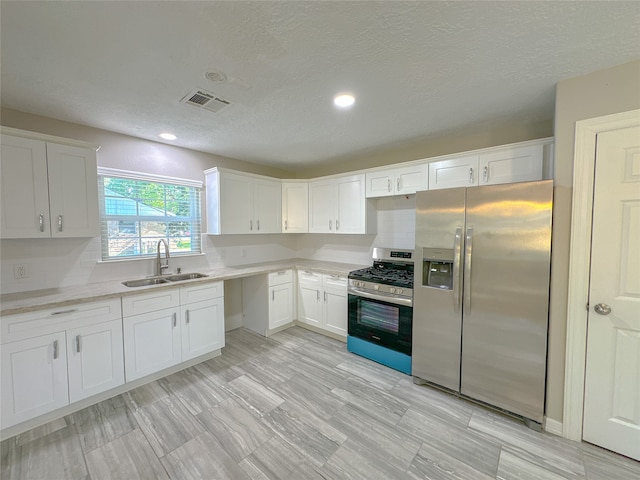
348,288,413,307
453,226,463,313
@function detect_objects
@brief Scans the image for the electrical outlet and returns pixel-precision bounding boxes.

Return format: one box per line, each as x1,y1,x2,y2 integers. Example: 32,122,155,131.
13,263,28,280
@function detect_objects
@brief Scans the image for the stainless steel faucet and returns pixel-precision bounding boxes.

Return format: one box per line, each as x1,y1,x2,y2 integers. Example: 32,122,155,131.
156,239,170,276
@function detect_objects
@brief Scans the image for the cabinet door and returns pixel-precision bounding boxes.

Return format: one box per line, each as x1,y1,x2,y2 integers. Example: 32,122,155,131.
298,273,323,327
308,180,334,233
1,332,69,428
478,144,544,186
46,143,99,237
323,288,348,337
282,182,309,233
219,172,253,234
428,155,479,190
67,319,124,403
396,164,429,195
365,171,395,198
123,308,181,381
182,299,225,361
335,174,366,234
253,179,282,234
0,135,50,238
269,283,294,329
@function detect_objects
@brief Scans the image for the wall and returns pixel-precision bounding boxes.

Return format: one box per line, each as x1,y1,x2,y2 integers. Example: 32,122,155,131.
546,60,640,423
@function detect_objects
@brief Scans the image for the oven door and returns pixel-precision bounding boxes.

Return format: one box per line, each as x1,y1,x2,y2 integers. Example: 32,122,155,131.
348,292,412,355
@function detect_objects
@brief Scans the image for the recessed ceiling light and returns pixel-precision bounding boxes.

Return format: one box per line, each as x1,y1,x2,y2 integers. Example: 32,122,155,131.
334,93,355,109
205,70,227,83
159,133,177,141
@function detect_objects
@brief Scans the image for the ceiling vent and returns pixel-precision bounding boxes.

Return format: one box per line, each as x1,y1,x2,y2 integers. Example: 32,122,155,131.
180,88,230,113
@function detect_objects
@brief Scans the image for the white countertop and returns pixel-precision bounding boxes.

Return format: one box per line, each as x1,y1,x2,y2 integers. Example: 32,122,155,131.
0,259,367,316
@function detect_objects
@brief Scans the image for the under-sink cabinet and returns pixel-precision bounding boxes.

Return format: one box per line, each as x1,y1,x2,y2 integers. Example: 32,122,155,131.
243,269,295,336
0,299,124,429
122,282,225,381
297,270,348,338
0,129,99,239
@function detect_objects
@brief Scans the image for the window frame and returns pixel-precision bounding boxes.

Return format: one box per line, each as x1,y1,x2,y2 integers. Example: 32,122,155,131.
97,167,203,262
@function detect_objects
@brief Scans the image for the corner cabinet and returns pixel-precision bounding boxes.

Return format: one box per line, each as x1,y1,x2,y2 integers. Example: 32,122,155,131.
205,168,281,234
0,129,100,239
309,174,375,234
281,182,309,233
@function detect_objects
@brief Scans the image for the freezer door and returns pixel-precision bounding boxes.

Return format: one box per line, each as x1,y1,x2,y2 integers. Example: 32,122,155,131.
412,188,466,391
461,180,552,422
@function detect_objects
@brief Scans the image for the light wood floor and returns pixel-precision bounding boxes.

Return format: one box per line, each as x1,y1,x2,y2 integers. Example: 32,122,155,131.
2,326,638,479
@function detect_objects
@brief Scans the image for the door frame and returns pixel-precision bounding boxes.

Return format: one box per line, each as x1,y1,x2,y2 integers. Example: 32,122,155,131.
563,108,640,441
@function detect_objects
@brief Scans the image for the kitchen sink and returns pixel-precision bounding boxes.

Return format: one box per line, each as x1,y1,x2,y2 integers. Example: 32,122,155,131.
165,272,209,281
122,277,171,287
121,272,209,287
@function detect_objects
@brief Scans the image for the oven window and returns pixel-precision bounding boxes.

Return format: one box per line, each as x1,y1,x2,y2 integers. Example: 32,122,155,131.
359,300,400,333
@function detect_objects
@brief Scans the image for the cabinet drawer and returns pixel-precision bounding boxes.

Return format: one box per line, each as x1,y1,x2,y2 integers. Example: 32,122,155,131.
297,270,322,285
268,269,293,286
1,299,122,344
122,288,180,317
180,281,224,305
323,273,347,289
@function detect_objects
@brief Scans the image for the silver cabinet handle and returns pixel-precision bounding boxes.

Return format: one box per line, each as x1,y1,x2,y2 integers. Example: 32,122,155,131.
387,179,391,192
469,168,474,184
324,291,328,302
284,219,288,230
483,166,488,183
329,220,332,231
75,335,81,353
53,340,59,360
39,214,45,232
250,220,253,231
51,308,78,316
397,178,401,191
464,227,473,314
58,215,63,232
317,290,320,301
594,303,612,315
257,220,260,231
453,227,463,313
185,309,190,324
272,290,275,301
172,312,177,327
336,220,340,231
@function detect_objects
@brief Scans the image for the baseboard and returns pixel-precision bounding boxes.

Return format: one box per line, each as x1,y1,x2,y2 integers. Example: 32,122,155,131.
544,417,563,436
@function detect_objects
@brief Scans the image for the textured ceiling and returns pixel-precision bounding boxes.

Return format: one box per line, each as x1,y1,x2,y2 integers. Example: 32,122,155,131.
1,1,639,169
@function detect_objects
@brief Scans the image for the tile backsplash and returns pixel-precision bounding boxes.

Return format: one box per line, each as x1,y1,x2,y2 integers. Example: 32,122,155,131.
0,196,417,294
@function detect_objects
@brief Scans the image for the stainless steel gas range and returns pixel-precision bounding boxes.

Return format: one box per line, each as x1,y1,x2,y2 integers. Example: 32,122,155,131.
347,247,414,375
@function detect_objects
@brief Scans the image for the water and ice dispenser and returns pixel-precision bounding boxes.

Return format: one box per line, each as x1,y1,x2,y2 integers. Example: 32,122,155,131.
421,248,454,290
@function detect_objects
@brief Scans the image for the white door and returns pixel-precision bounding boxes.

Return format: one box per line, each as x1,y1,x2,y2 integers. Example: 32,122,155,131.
308,180,334,233
1,332,69,428
46,143,99,237
182,299,225,361
395,164,429,195
583,125,640,460
428,155,479,190
323,289,347,337
123,308,182,381
220,172,252,234
67,319,125,403
335,174,366,233
282,182,309,232
298,273,323,327
0,135,50,238
269,283,294,329
478,144,543,186
365,170,395,198
253,179,282,234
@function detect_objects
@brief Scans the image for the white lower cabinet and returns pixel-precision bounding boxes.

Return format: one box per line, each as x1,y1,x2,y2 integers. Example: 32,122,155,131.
0,299,123,429
298,270,348,338
243,270,294,335
123,282,225,381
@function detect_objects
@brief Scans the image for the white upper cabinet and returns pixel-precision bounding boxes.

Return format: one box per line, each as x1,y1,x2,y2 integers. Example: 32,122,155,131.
205,168,282,234
0,131,99,239
428,154,479,190
478,144,544,186
281,182,308,233
366,163,429,198
309,173,374,234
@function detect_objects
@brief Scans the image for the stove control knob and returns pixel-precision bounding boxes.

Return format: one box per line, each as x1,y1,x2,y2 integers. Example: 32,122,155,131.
374,285,379,291
390,287,396,294
358,282,364,288
397,289,403,295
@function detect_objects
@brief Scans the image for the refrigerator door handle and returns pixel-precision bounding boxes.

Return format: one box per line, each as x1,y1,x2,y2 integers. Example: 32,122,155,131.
453,226,463,312
464,226,473,314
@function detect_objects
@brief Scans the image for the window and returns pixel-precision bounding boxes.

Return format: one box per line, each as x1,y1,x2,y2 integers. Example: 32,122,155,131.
98,168,202,261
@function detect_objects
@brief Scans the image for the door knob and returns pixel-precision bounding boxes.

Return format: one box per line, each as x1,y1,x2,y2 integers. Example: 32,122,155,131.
594,303,612,315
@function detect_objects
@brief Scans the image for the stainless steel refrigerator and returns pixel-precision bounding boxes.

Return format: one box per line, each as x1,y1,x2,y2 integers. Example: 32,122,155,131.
412,180,553,426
